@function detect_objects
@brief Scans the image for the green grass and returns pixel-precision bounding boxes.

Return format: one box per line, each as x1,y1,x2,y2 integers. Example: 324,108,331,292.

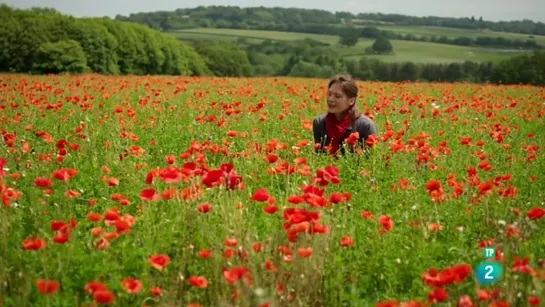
338,40,528,63
170,28,532,63
371,25,545,45
330,23,545,45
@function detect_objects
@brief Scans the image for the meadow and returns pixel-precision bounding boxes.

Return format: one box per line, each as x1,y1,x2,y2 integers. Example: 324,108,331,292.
340,24,545,46
0,73,544,307
171,28,532,63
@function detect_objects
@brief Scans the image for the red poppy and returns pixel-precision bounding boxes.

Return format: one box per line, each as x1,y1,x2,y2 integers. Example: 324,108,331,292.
23,237,46,251
329,192,345,204
341,236,355,247
224,238,237,247
197,249,212,258
264,204,279,214
150,287,162,296
362,211,374,219
264,154,278,163
428,288,448,303
197,203,212,213
140,188,161,201
34,177,52,188
84,281,107,294
366,134,379,147
314,166,341,186
287,195,305,204
458,295,474,307
149,254,171,271
223,267,252,285
376,300,399,307
528,297,540,306
51,168,78,182
36,279,59,295
251,188,270,202
121,277,143,294
93,290,116,304
297,247,313,258
527,207,545,220
379,215,394,233
188,276,208,288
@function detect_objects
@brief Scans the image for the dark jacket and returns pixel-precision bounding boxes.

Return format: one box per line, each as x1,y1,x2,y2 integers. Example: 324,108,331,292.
313,113,379,154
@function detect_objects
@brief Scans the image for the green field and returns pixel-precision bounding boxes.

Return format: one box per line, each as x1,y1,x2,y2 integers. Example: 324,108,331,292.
170,28,532,64
368,25,545,45
331,23,545,45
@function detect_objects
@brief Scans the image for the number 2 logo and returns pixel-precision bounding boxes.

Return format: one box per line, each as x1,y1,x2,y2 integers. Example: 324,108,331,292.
476,261,502,285
484,265,494,280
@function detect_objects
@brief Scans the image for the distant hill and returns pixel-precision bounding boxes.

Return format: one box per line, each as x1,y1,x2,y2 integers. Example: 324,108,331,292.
115,5,545,36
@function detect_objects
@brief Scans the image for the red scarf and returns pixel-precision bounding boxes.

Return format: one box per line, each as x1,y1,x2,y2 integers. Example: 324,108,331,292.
325,112,351,155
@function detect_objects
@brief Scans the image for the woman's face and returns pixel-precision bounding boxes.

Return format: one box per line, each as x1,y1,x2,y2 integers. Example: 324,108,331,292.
327,82,354,116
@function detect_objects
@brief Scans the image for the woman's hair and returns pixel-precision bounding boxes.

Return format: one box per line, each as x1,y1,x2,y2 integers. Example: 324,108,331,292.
328,74,359,99
328,74,361,120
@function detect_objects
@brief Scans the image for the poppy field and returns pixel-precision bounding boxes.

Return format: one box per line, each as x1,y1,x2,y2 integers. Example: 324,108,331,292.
0,73,544,307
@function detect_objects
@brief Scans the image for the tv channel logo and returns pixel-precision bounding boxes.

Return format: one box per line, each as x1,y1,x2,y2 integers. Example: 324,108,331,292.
475,261,503,285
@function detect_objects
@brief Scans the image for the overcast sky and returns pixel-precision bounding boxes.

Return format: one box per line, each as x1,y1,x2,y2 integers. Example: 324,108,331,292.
2,0,544,22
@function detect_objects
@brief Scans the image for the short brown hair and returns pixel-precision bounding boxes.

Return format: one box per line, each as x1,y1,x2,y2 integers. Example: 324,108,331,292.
328,74,358,99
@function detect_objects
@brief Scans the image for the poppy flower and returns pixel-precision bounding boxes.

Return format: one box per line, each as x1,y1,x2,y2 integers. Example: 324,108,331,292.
251,188,270,202
297,247,313,258
428,288,448,303
36,279,59,295
51,168,78,182
149,254,171,271
84,281,107,294
93,290,116,304
187,276,208,288
458,295,474,307
223,267,252,285
197,249,212,258
121,277,143,294
150,287,162,296
527,207,545,220
140,188,161,201
224,238,237,247
34,177,52,188
379,215,394,233
529,297,540,306
366,134,379,147
23,237,46,251
341,236,355,247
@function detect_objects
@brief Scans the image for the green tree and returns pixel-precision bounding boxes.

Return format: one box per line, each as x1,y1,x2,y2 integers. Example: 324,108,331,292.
398,62,418,81
32,40,88,74
338,30,359,47
185,45,213,76
371,36,394,54
280,55,301,76
288,61,333,78
0,5,210,76
361,26,381,38
194,41,252,77
65,19,119,74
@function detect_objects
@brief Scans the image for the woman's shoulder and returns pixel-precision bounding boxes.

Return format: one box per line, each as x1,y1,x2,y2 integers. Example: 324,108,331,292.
313,113,327,125
354,114,379,135
354,114,375,125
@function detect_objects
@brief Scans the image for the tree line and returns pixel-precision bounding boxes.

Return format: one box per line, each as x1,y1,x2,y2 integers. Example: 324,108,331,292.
116,5,545,37
359,27,542,50
205,38,545,85
0,5,544,86
0,5,210,75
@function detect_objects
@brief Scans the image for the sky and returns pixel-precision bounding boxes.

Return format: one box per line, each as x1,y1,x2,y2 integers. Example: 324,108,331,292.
2,0,544,22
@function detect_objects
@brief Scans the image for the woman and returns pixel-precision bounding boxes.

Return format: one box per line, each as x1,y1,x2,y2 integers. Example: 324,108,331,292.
313,74,378,156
